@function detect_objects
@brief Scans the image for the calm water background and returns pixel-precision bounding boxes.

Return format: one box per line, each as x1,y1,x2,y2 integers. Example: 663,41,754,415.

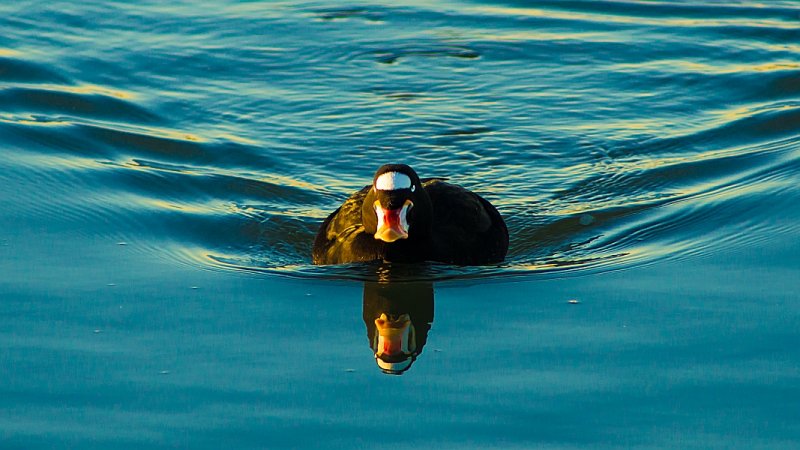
1,0,799,448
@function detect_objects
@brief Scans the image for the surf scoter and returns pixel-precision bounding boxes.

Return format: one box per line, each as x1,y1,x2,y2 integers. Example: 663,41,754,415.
312,164,508,265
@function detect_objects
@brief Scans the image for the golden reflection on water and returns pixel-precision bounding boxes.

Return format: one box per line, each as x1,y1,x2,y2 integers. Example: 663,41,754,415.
1,82,136,99
717,102,798,124
613,60,800,75
475,30,622,43
2,108,209,146
144,199,201,213
61,83,136,99
145,128,204,142
7,151,108,172
215,132,258,145
471,6,796,29
264,173,323,192
0,113,74,127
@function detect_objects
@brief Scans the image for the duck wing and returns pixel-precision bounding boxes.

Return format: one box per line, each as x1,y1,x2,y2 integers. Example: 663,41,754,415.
312,185,372,264
424,179,508,265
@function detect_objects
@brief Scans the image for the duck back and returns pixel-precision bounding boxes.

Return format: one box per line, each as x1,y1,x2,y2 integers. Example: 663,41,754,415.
312,178,508,265
425,179,508,265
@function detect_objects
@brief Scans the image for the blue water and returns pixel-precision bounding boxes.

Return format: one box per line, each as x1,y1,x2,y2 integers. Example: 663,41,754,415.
1,1,799,448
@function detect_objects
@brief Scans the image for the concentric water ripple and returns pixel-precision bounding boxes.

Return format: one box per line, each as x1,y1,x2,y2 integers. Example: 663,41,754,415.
2,0,799,281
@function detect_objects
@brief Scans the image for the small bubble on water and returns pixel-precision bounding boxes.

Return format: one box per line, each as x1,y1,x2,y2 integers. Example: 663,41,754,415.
107,283,116,287
190,286,199,290
344,368,356,373
93,329,102,334
160,370,171,375
568,299,580,304
117,242,128,246
579,214,595,226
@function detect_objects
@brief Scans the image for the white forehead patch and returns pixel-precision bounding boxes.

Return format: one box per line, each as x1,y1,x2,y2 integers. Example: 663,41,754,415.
375,171,412,191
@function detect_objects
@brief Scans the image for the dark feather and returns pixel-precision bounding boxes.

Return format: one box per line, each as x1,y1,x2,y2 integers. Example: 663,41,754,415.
312,171,508,265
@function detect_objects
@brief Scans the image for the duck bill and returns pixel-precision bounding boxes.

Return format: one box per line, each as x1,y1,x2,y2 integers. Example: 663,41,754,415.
374,200,412,242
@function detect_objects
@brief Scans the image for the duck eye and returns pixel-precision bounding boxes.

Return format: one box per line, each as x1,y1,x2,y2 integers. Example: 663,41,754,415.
411,185,416,192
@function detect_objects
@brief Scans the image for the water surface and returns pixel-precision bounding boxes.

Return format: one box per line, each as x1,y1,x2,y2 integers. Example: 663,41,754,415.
1,0,799,448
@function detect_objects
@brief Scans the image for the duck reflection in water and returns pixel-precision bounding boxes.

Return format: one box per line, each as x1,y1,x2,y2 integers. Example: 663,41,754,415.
362,281,434,375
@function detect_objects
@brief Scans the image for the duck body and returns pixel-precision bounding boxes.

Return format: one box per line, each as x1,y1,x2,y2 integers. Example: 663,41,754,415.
312,165,508,265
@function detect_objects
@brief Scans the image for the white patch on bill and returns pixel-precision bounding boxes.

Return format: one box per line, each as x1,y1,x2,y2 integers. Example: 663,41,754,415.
375,171,412,191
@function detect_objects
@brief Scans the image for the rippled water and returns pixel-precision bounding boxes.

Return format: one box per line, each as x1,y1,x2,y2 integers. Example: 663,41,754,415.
3,0,798,280
2,1,799,448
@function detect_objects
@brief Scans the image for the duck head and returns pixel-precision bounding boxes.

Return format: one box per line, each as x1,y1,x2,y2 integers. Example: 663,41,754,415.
362,164,432,243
